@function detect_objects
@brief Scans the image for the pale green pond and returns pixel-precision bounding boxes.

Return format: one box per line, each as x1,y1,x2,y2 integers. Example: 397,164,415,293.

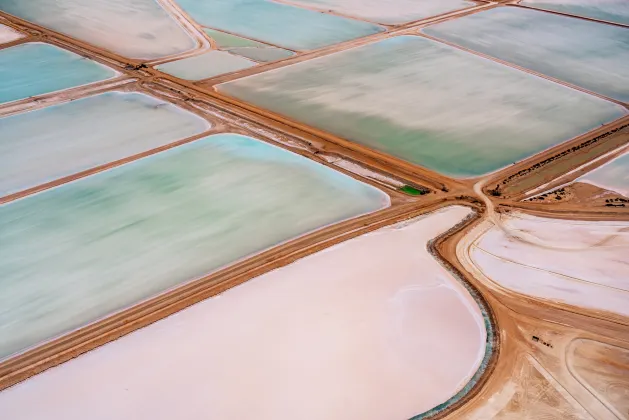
0,91,209,196
203,28,295,63
0,133,388,360
219,36,626,177
521,0,629,25
423,7,629,103
175,0,383,50
0,42,116,105
156,51,256,81
0,0,196,59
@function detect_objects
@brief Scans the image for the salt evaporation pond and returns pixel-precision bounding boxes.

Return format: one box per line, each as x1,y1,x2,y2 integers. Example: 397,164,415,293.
286,0,475,24
0,133,388,360
577,151,629,197
0,91,209,196
0,23,22,44
0,0,196,59
204,28,295,62
468,213,629,317
0,206,485,420
424,7,629,103
175,0,383,50
520,0,629,26
156,50,256,81
0,42,116,105
219,36,626,177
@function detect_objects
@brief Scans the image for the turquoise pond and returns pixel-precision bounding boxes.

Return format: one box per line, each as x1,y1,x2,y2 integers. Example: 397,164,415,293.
156,51,256,81
0,0,196,59
578,151,629,197
423,7,629,103
0,42,116,105
0,133,388,360
0,91,208,196
521,0,629,26
175,0,383,50
219,36,626,177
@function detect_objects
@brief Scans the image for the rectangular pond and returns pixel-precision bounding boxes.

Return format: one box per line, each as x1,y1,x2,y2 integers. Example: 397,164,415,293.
0,0,196,59
0,91,209,196
520,0,629,26
285,0,476,24
175,0,383,50
0,133,388,361
577,150,629,197
219,36,626,177
423,7,629,103
156,50,256,81
0,42,117,105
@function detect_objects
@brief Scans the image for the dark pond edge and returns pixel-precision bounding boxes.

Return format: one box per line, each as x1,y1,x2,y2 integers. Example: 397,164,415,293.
410,208,499,420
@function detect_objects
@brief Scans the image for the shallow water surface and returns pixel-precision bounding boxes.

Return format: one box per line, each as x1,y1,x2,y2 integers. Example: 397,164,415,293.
175,0,383,50
287,0,475,24
0,207,484,420
0,0,196,59
0,133,388,360
424,7,629,102
520,0,629,25
0,42,116,105
0,91,208,196
156,50,256,80
219,36,626,177
578,151,629,197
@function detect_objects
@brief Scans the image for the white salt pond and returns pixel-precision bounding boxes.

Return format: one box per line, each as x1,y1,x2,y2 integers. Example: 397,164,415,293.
468,213,629,316
175,0,383,50
0,133,388,361
0,0,196,59
520,0,629,26
0,22,22,44
0,91,209,196
287,0,476,24
424,7,629,103
577,150,629,197
0,42,117,105
219,35,626,177
0,206,485,420
156,50,256,81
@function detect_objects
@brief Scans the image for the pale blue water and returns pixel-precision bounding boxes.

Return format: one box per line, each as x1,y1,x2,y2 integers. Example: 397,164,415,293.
0,0,196,59
219,36,626,177
0,133,388,360
578,151,629,197
423,7,629,102
156,51,256,81
175,0,383,50
0,43,116,105
0,92,208,196
521,0,629,25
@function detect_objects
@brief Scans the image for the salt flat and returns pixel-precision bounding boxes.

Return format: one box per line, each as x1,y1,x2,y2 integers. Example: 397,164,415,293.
0,206,485,420
469,212,629,316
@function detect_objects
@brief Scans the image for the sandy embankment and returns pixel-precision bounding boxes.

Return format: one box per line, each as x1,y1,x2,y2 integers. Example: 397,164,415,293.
0,206,486,420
